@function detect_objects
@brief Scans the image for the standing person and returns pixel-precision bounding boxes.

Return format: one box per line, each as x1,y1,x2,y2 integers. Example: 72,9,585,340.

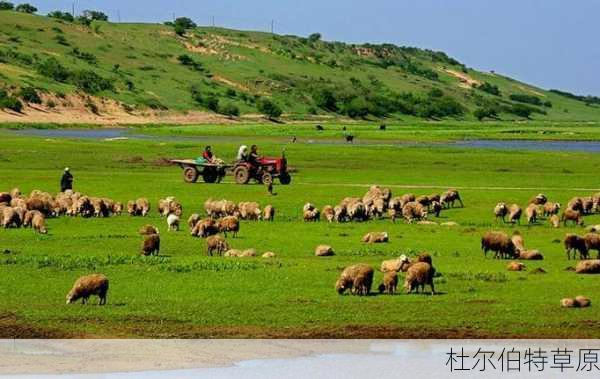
60,167,73,192
202,146,214,163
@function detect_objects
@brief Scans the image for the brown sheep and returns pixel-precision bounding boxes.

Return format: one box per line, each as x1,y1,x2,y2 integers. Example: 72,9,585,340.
141,234,160,256
139,224,159,236
404,262,435,294
575,296,591,307
66,274,109,305
206,235,229,256
335,264,374,296
334,205,347,222
303,208,320,222
361,232,389,243
511,231,526,254
218,216,240,238
32,212,47,234
507,262,526,271
481,231,517,259
543,202,561,216
191,218,219,238
561,298,577,308
550,215,560,228
584,233,600,258
90,197,109,218
528,193,548,205
508,204,522,224
315,245,335,257
526,204,539,224
0,192,11,205
416,195,431,208
562,208,583,226
112,202,123,216
239,202,261,220
378,271,398,294
430,201,442,217
127,200,137,216
135,198,150,216
575,259,600,274
518,250,544,260
380,257,404,273
187,213,201,229
346,200,367,221
1,207,20,228
262,205,275,221
567,197,584,213
564,234,588,260
322,205,335,222
402,202,428,223
399,193,416,208
494,202,508,222
440,189,463,208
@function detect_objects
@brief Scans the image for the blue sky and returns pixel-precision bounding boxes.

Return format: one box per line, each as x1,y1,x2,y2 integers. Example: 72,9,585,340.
31,0,600,95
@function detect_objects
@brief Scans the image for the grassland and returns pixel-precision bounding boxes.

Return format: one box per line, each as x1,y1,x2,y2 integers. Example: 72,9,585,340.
1,122,600,338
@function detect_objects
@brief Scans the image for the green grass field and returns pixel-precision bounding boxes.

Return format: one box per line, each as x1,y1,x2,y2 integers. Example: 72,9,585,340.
1,123,600,338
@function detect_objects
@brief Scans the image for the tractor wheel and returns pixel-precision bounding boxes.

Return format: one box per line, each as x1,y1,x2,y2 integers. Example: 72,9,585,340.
183,167,199,183
234,166,250,185
261,172,273,186
202,167,218,183
279,172,292,185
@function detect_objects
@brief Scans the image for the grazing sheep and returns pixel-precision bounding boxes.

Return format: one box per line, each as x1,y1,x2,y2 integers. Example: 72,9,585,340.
575,296,591,308
550,215,560,228
22,210,41,228
582,197,594,214
346,200,367,221
135,198,150,216
127,200,137,216
112,202,123,216
187,213,201,229
402,202,428,223
526,204,538,224
1,207,20,228
575,260,600,274
430,201,442,217
90,197,109,218
262,252,276,258
334,205,347,222
206,235,229,256
494,202,508,222
378,271,398,294
404,262,435,295
303,208,320,222
361,232,389,243
481,231,517,259
380,257,404,273
322,205,335,222
167,213,180,231
315,245,335,257
567,197,584,213
238,202,261,220
440,189,463,208
191,218,219,238
218,216,240,238
139,225,159,236
141,234,160,256
66,274,109,305
543,202,561,217
508,204,522,224
528,193,548,205
584,233,600,258
262,205,275,221
507,262,526,271
564,234,588,260
562,208,584,226
335,264,374,296
32,212,47,234
9,187,20,199
158,197,174,217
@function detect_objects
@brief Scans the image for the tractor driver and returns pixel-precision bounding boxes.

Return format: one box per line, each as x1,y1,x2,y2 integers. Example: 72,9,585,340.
248,145,259,164
202,146,214,163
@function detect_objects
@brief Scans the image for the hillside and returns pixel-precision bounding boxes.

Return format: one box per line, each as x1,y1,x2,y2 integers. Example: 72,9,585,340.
1,10,599,123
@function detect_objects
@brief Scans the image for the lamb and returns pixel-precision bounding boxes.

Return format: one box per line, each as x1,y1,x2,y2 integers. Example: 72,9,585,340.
401,202,428,223
191,218,219,238
167,213,180,231
66,274,109,305
507,262,526,271
378,271,398,294
135,198,150,216
561,208,583,226
508,204,522,224
139,224,159,236
404,262,436,295
440,189,463,208
262,205,275,221
322,205,335,222
315,245,335,257
361,232,389,243
584,233,600,258
218,216,240,237
575,260,600,274
528,193,548,206
481,231,517,259
206,235,229,256
564,233,588,260
187,213,201,229
526,204,538,224
335,264,374,296
543,202,561,217
141,234,160,256
494,202,508,222
32,212,47,234
550,215,560,228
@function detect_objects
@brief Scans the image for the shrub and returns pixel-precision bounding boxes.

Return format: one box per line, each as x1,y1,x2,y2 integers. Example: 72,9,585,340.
53,34,69,46
83,10,108,21
47,11,74,22
70,48,97,64
257,98,282,119
219,102,240,117
416,95,464,119
0,90,23,112
312,88,338,112
177,54,204,71
343,97,370,118
475,82,501,96
140,97,167,110
308,33,322,43
69,70,114,93
225,88,237,98
76,16,92,27
19,87,41,104
509,104,534,118
36,58,70,82
174,17,196,29
15,3,36,13
174,24,186,36
46,99,56,108
0,1,13,10
509,93,544,106
473,106,498,121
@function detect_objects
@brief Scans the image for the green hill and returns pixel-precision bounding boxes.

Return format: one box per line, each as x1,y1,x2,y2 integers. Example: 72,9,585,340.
1,10,599,122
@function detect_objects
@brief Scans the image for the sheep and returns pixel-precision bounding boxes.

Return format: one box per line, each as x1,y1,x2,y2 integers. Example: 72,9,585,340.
335,264,374,296
167,213,180,231
440,189,463,208
112,202,123,216
187,213,201,229
12,206,25,224
322,205,335,222
508,204,522,224
0,192,11,206
561,298,577,308
135,198,150,216
22,210,41,228
543,202,561,217
584,233,600,258
481,231,517,259
334,205,347,222
262,205,275,221
564,234,588,260
567,197,584,213
90,197,109,218
511,231,526,254
518,250,544,260
562,208,583,226
401,202,427,223
575,296,591,308
32,212,47,234
238,202,261,220
361,232,389,243
127,200,137,216
346,200,367,221
430,201,442,217
583,197,594,215
397,253,433,273
315,245,335,257
575,260,600,274
262,252,276,258
206,235,229,256
404,262,435,295
378,271,398,294
25,196,53,216
303,208,320,222
158,197,174,217
507,262,526,271
139,224,159,236
9,187,20,199
550,215,560,228
526,204,538,224
380,257,404,273
191,218,219,238
218,216,240,238
66,274,109,305
241,249,257,257
224,249,242,257
75,196,94,218
141,234,160,256
1,207,20,228
494,202,508,222
528,193,548,205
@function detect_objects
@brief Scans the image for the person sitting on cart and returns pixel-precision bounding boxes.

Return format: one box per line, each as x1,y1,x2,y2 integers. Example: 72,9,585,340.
202,146,214,163
237,145,249,162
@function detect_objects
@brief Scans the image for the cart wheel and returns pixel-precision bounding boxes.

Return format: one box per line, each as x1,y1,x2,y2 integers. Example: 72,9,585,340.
279,172,292,185
234,166,250,184
261,172,273,186
203,167,218,183
183,167,199,183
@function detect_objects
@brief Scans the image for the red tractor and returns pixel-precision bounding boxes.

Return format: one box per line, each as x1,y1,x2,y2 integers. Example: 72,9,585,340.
233,152,291,185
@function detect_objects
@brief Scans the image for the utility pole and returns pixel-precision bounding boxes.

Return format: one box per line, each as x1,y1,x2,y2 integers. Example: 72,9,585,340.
117,10,121,23
71,2,75,16
212,16,215,27
270,19,274,34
